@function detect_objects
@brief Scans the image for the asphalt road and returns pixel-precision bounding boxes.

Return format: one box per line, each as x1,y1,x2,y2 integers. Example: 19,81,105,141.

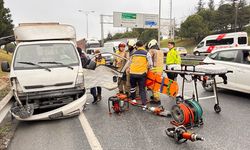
8,81,250,150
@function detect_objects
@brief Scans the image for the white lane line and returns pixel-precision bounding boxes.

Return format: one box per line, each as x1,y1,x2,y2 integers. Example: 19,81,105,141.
78,112,103,150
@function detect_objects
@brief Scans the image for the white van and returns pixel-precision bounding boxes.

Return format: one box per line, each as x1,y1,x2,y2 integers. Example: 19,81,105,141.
193,32,248,56
104,41,122,53
1,23,89,121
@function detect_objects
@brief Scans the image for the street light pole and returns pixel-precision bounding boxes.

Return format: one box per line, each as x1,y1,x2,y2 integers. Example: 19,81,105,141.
234,0,239,32
78,10,95,39
170,0,173,40
158,0,161,47
86,13,89,38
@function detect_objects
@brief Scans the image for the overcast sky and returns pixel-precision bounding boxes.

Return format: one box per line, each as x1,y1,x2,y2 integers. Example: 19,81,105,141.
4,0,249,40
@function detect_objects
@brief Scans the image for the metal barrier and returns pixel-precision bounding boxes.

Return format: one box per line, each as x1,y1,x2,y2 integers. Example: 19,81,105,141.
181,55,206,61
0,91,13,123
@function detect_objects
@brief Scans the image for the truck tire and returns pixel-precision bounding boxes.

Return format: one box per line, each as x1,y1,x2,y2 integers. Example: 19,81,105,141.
194,51,200,56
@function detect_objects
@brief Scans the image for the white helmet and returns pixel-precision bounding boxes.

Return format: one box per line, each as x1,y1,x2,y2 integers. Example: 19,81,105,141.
127,39,136,47
148,39,158,49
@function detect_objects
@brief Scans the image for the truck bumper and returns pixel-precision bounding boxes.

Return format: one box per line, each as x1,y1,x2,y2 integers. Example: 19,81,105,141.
11,94,87,121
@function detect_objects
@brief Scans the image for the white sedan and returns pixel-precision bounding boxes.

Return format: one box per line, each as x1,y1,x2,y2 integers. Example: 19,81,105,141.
203,47,250,94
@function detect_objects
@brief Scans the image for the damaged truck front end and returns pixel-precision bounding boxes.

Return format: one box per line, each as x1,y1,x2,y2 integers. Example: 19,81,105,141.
5,23,87,121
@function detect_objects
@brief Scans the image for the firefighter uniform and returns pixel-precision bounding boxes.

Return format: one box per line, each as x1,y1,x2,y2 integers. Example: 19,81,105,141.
115,48,127,93
129,47,151,106
149,48,164,102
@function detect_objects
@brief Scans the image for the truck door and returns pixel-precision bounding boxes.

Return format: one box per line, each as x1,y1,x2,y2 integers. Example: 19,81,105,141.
83,52,129,90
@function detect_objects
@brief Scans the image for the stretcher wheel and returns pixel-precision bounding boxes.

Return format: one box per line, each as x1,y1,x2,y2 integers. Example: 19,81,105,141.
214,104,221,113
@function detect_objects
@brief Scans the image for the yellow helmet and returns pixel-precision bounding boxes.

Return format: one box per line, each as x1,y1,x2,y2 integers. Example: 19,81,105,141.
148,39,158,49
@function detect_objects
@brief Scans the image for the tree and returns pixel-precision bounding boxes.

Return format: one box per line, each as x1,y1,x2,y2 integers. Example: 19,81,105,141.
197,0,205,12
219,0,225,6
4,42,15,53
238,0,247,8
208,0,215,10
180,14,209,42
214,4,234,32
198,9,216,31
237,5,250,30
0,0,14,37
137,29,158,44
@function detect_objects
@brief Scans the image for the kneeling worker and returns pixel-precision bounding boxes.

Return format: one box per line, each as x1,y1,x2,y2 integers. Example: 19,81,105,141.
128,41,152,110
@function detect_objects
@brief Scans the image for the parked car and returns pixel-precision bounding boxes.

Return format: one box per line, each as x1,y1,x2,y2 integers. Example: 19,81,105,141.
176,47,188,56
202,47,250,94
86,47,114,65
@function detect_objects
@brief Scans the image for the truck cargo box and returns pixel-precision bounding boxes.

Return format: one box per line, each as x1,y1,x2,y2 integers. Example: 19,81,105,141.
14,23,76,44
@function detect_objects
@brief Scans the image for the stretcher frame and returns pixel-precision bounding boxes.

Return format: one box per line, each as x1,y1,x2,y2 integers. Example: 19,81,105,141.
165,64,232,113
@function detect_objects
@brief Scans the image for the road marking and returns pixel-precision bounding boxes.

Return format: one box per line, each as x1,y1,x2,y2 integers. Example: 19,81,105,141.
78,112,103,150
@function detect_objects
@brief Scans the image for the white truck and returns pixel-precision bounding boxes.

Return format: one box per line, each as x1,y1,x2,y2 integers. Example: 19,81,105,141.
1,23,93,120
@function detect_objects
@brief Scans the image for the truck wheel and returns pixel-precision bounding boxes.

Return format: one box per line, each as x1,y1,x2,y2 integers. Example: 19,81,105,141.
194,51,200,56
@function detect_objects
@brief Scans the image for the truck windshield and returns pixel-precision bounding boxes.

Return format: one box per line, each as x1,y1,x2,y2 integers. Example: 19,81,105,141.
14,43,79,70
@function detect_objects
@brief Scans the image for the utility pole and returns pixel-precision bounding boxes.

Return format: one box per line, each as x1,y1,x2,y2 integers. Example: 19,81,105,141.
173,18,175,41
158,0,161,47
100,14,113,46
100,15,104,46
78,10,95,39
170,0,173,40
86,13,89,38
234,0,239,32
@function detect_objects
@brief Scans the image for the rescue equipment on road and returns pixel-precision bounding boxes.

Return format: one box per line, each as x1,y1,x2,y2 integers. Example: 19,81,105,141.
165,64,231,113
165,126,204,144
171,98,203,128
146,71,179,97
108,94,129,114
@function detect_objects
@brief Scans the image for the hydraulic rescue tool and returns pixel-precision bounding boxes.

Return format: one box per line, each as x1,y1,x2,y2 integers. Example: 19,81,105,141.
108,93,129,114
165,126,204,144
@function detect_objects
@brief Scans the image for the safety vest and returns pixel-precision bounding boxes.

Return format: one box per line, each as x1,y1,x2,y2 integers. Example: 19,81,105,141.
130,47,148,75
96,58,106,66
115,49,126,69
166,47,181,65
151,49,164,72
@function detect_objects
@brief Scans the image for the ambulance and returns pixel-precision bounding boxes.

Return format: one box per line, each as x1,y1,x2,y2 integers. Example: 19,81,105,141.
193,32,248,56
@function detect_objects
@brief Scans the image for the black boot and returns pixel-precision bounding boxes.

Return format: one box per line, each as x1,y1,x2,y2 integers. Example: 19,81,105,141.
97,94,102,102
92,96,98,104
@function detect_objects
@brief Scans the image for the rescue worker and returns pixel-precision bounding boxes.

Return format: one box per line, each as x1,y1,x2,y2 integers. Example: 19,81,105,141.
148,39,164,105
166,41,181,80
91,49,106,104
125,39,137,97
115,43,127,94
129,41,152,110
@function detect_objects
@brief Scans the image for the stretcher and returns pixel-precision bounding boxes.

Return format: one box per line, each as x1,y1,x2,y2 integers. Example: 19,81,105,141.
146,71,179,97
164,64,232,113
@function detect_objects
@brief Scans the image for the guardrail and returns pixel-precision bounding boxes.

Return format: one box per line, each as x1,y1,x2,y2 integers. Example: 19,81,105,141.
181,55,206,61
0,91,13,123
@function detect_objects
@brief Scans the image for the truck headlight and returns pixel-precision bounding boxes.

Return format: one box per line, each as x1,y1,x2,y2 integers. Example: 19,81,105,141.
76,72,85,89
10,77,23,93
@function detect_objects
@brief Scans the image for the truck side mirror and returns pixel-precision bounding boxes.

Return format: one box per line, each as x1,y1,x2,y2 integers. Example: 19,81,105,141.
1,61,10,72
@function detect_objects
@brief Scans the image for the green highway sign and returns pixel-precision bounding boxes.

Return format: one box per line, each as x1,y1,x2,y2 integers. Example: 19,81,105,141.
122,13,136,20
